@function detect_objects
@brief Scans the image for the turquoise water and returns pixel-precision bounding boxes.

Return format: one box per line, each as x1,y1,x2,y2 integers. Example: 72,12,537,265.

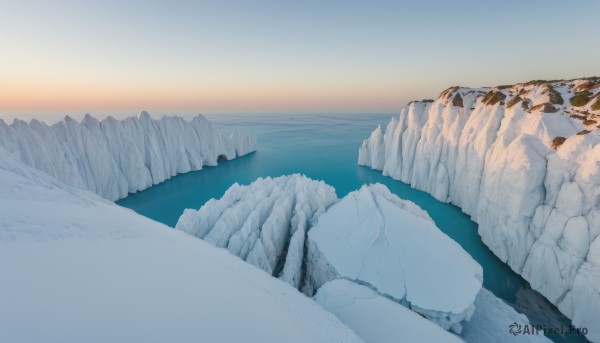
118,113,587,343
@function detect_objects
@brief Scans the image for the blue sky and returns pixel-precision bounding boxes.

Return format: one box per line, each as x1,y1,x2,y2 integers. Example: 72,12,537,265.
1,0,599,114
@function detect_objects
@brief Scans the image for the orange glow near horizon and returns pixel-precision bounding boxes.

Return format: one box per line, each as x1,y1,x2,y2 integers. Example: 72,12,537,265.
0,76,410,113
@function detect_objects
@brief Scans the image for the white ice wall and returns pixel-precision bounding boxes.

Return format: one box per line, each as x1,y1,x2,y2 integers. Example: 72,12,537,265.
0,112,256,201
359,79,600,342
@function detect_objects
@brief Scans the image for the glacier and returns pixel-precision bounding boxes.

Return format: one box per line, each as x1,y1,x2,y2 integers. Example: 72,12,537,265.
0,150,362,343
177,177,552,341
358,78,600,342
0,112,256,201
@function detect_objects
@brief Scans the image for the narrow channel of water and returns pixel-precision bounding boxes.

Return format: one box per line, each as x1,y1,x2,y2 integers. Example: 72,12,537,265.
117,113,588,343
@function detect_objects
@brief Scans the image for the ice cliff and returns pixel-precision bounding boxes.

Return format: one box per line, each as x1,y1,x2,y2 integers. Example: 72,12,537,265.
0,151,361,343
0,112,256,201
359,78,600,342
176,174,338,289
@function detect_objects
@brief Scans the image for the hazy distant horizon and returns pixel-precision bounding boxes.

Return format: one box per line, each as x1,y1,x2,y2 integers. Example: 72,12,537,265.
0,109,399,125
1,0,599,115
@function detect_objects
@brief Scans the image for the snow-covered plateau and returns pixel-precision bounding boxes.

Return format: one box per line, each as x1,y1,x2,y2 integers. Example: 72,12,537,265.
0,151,362,343
359,78,600,342
178,175,550,342
0,112,256,201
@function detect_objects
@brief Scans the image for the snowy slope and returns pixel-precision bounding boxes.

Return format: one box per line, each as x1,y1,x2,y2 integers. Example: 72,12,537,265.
0,112,256,201
314,279,464,343
176,175,337,289
359,78,600,342
0,152,361,343
307,184,483,333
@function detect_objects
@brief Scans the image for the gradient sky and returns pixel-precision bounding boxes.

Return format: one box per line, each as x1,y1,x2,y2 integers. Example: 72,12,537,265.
1,0,599,116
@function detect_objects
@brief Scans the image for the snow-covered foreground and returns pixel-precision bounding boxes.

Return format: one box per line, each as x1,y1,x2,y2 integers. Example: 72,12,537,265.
0,112,256,201
0,154,361,343
178,175,551,342
359,78,600,342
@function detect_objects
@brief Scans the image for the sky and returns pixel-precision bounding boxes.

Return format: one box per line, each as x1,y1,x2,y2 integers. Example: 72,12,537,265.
1,0,599,117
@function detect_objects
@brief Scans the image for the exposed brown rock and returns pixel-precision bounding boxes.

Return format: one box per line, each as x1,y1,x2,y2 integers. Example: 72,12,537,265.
530,103,558,113
507,96,522,108
547,86,564,105
551,136,567,149
482,91,506,106
452,93,464,107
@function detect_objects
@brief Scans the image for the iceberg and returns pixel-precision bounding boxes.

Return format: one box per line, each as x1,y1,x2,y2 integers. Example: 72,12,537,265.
176,174,337,288
306,184,483,333
0,112,256,201
0,150,362,343
358,79,600,342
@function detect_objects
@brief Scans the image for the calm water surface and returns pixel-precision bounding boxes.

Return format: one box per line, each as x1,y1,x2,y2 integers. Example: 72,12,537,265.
118,113,587,343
